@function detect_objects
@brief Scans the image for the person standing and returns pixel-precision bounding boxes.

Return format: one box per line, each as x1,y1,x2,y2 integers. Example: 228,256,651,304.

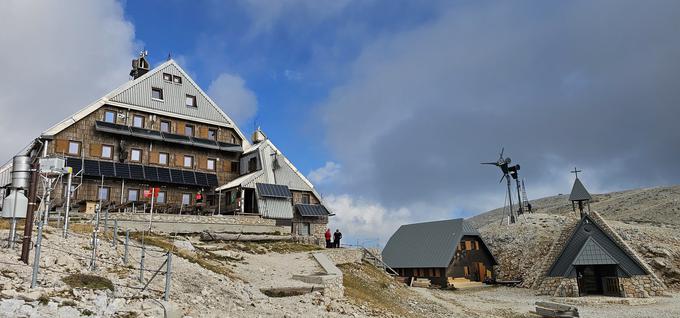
333,229,342,248
324,228,332,248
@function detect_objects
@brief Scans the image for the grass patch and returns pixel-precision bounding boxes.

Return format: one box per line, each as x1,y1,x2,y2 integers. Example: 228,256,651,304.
69,223,94,234
218,241,322,254
60,300,77,307
339,262,425,317
107,266,131,279
62,274,114,291
129,232,240,280
38,294,50,305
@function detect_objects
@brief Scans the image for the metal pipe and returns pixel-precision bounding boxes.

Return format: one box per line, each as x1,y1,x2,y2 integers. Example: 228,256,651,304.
8,190,18,248
112,220,118,248
63,171,72,238
20,163,39,264
124,229,129,264
164,252,172,301
217,190,222,216
31,217,44,288
43,179,52,224
139,244,145,282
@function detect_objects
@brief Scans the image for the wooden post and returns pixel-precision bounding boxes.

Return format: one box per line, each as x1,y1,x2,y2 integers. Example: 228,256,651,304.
20,163,39,264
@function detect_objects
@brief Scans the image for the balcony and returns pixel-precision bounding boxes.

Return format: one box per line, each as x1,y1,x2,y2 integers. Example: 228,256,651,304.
94,121,242,153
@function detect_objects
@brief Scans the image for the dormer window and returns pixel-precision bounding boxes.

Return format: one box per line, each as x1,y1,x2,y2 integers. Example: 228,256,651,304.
162,73,172,82
173,75,182,84
151,87,164,100
185,94,197,108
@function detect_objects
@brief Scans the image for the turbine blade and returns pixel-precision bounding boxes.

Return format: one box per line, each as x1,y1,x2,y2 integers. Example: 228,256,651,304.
481,162,498,165
499,174,506,183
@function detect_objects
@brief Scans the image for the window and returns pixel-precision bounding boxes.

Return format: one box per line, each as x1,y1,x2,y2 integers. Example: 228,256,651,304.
132,115,145,128
184,124,194,137
160,120,171,133
162,73,172,81
185,94,197,108
465,241,472,251
181,193,191,205
173,75,182,84
101,145,113,159
207,158,216,171
98,186,110,201
230,161,239,173
248,157,257,172
127,189,140,202
183,155,194,168
208,129,217,140
157,191,166,204
68,141,81,156
104,111,116,123
151,87,164,100
475,241,480,250
158,152,169,165
130,149,142,162
298,223,311,236
230,136,237,144
301,193,311,204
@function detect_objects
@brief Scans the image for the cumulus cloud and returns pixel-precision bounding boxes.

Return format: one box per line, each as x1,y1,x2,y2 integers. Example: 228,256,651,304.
308,161,341,185
207,73,258,128
319,0,680,232
239,0,353,35
0,0,136,163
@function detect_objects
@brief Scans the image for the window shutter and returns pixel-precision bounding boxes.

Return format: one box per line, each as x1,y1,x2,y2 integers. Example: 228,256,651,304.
177,122,186,135
149,151,158,164
175,154,183,167
54,139,69,154
199,127,208,139
198,156,207,170
89,144,102,157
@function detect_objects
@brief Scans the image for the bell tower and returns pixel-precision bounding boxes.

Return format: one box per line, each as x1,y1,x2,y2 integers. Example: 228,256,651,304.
569,167,592,217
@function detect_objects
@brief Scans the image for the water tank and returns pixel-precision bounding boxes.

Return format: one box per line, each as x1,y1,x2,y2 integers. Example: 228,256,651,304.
11,155,31,189
1,190,28,218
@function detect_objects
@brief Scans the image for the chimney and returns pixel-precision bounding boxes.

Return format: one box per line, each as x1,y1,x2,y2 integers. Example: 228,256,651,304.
130,50,150,79
252,127,266,144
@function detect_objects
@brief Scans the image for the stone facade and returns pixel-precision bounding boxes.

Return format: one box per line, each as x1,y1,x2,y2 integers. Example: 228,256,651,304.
292,214,328,247
105,212,276,226
47,106,243,208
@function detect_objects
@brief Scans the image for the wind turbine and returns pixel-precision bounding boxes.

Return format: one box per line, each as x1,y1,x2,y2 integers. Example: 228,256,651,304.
482,148,517,224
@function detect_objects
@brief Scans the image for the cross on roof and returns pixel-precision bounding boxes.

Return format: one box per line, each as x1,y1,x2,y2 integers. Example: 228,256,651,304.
571,167,582,179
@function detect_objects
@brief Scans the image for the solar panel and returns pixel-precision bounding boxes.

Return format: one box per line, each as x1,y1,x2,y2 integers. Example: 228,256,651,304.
170,169,183,184
130,126,163,140
207,174,219,187
113,163,129,179
195,172,209,186
256,183,292,198
295,204,330,217
157,168,171,183
192,137,219,149
129,164,145,180
182,171,196,185
66,157,82,173
144,166,159,182
95,121,131,135
83,160,100,176
99,161,116,177
162,133,191,144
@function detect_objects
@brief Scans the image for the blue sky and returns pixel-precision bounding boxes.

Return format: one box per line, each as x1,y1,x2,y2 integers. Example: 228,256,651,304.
1,0,679,245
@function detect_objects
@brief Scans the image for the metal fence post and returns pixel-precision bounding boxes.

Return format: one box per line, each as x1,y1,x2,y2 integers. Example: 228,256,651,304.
30,220,44,288
124,229,129,265
90,229,97,270
104,207,109,235
139,244,145,282
164,252,172,301
112,220,118,248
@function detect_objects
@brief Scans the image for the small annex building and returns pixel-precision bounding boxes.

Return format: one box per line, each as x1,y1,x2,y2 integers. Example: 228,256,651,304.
382,219,498,288
534,176,666,297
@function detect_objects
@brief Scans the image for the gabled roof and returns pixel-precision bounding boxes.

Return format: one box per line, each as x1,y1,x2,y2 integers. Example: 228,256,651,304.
382,219,496,268
547,213,649,277
569,178,592,201
572,237,618,266
41,59,249,145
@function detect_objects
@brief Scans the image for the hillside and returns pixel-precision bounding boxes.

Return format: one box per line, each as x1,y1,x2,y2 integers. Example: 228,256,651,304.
468,185,680,290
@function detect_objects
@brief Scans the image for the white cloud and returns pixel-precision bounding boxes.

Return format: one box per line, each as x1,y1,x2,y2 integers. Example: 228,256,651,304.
0,0,136,163
307,161,341,184
240,0,353,35
207,73,258,128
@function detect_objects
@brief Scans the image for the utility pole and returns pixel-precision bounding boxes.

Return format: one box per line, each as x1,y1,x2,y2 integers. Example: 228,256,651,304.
20,163,39,264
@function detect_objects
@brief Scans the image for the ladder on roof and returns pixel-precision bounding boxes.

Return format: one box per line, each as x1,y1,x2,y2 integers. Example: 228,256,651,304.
361,247,398,276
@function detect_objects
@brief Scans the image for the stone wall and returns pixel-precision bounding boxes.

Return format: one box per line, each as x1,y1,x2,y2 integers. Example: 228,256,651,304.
620,276,666,297
537,277,579,297
104,212,276,226
322,248,364,265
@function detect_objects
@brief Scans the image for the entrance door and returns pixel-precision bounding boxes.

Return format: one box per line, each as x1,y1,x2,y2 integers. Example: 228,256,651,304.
576,265,619,296
478,263,486,282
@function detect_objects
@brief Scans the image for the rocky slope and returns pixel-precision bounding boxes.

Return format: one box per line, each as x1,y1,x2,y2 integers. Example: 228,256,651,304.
468,185,680,290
